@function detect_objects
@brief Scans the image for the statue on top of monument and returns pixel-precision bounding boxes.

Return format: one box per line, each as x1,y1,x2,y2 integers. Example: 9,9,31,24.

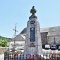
30,6,36,15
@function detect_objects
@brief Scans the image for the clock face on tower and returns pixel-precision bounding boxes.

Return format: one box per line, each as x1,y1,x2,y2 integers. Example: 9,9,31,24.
30,27,35,42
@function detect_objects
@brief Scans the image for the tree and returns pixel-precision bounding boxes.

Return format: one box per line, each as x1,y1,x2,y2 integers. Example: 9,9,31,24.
0,39,8,47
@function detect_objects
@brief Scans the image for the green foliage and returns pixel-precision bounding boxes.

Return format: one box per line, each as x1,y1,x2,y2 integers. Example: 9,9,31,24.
0,36,9,47
0,40,8,47
0,39,8,47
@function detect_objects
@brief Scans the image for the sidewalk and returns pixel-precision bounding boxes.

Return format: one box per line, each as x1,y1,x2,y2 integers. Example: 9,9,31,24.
0,54,4,60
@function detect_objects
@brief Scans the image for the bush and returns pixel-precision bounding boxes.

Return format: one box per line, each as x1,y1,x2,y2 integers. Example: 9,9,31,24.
0,39,8,47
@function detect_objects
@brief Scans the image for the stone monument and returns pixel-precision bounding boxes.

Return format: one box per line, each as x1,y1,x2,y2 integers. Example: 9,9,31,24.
24,6,42,55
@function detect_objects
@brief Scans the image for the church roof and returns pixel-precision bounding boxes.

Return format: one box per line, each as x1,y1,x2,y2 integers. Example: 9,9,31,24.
20,27,49,34
20,28,27,34
11,34,25,41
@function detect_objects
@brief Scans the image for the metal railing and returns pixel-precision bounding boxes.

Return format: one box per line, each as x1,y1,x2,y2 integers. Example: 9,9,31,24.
4,52,60,60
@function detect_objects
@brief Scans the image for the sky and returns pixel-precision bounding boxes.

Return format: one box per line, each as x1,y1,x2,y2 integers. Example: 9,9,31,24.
0,0,60,38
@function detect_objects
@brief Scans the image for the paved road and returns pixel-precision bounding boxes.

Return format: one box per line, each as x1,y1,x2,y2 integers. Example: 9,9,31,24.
0,54,4,60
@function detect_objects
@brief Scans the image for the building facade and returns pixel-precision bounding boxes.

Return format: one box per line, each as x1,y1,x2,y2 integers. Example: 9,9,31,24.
20,26,60,46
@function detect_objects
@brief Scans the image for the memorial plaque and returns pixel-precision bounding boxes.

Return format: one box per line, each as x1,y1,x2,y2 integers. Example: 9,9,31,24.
30,27,35,42
30,43,35,47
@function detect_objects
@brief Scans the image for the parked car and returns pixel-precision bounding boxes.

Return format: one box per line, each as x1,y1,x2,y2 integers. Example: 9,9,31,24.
58,46,60,50
45,44,50,50
51,44,56,50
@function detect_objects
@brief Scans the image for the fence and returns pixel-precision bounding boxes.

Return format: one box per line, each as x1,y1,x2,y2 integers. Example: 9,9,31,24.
4,52,60,60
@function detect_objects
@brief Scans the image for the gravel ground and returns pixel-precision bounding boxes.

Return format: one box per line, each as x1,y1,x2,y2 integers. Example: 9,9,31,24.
0,54,4,60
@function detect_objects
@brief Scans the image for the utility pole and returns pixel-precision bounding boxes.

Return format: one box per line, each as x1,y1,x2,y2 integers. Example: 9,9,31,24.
13,23,18,50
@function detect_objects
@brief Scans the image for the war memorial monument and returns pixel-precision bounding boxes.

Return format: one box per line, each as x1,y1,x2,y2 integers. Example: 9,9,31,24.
4,6,60,60
24,6,42,55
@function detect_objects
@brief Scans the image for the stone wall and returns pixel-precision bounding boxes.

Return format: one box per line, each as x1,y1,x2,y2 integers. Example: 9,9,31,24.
47,26,60,45
41,32,48,45
0,47,8,54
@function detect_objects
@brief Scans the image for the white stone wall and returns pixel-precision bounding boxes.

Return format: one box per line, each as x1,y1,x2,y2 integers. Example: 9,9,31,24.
47,26,60,44
9,41,25,49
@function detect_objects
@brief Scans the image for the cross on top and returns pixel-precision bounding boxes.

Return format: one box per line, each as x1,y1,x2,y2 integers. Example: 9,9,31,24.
13,23,18,37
